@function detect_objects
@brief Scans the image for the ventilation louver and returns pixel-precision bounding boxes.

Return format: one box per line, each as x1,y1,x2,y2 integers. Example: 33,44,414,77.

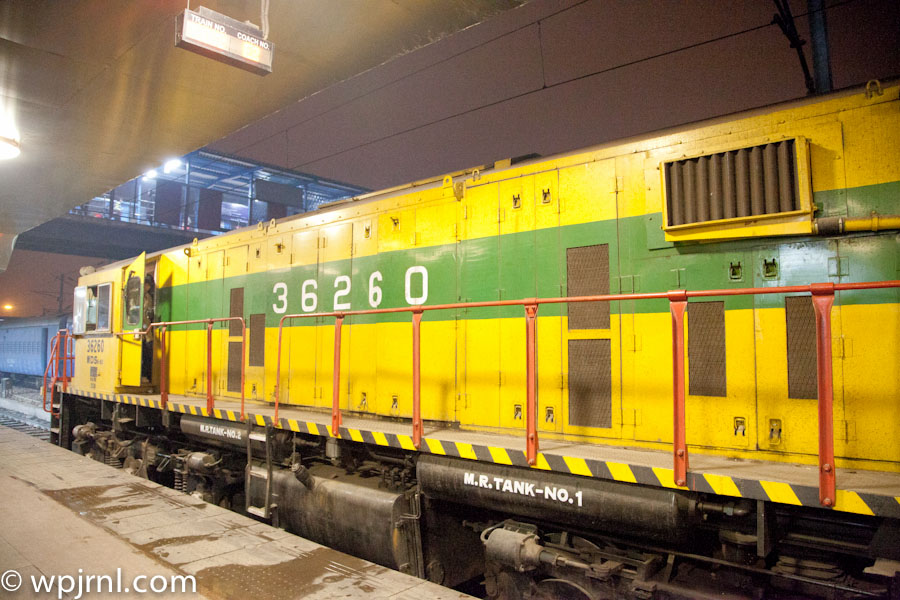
661,138,812,240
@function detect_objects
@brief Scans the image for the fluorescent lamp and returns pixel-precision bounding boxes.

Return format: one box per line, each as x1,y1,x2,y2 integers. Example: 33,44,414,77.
143,169,158,180
0,136,20,160
163,158,182,173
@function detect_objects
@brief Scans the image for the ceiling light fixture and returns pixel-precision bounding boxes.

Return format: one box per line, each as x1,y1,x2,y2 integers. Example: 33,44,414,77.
163,158,182,173
0,135,20,160
143,169,158,180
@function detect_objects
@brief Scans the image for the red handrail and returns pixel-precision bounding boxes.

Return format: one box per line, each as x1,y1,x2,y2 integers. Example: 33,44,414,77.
272,279,899,507
42,330,73,417
41,334,59,416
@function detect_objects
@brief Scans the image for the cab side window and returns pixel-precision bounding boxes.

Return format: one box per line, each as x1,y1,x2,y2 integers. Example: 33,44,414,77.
73,283,111,334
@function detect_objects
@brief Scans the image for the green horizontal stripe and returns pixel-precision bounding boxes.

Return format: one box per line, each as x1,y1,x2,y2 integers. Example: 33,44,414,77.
154,180,899,328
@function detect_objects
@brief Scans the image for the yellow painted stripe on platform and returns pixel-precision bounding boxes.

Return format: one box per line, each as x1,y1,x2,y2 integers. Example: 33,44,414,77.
425,439,446,455
398,435,416,451
325,425,335,437
306,422,319,436
607,462,637,483
563,456,592,477
703,473,742,497
254,414,265,426
533,454,552,471
189,405,198,416
372,431,389,447
456,443,478,460
287,420,300,432
760,481,802,505
226,410,236,422
834,490,874,516
348,429,364,443
488,447,513,465
213,409,222,419
653,467,688,490
200,408,209,417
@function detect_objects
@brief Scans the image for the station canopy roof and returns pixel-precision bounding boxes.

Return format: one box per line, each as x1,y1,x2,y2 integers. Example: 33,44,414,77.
0,0,524,270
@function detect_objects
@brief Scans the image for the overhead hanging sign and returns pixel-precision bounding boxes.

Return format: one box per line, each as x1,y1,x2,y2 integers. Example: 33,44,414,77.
176,7,273,75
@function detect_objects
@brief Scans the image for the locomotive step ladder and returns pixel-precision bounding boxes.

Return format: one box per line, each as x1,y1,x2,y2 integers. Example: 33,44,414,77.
245,425,276,520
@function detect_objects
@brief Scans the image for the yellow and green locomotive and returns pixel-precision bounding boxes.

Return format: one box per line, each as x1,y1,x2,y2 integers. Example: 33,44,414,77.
57,81,900,599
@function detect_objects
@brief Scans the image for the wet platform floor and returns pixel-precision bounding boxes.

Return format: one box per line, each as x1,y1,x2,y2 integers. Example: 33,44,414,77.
0,425,472,599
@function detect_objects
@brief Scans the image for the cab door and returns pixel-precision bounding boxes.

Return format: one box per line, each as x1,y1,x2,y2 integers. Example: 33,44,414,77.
119,252,145,387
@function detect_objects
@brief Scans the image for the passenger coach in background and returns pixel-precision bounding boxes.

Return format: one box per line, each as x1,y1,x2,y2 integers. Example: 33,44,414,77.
52,81,900,599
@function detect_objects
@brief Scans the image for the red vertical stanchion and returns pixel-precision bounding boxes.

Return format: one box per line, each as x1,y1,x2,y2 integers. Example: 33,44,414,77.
160,326,168,409
525,303,539,466
412,310,423,449
332,315,344,436
240,321,247,421
668,290,689,486
61,331,69,391
811,283,836,507
274,318,284,422
206,320,214,413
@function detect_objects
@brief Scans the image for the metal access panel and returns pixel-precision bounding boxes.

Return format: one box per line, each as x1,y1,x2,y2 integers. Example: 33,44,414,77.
567,339,612,428
566,244,610,330
785,296,817,399
687,301,727,397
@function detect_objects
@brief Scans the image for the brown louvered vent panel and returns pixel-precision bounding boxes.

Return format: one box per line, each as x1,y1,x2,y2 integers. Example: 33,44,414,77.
229,288,244,336
665,139,797,227
785,296,817,399
566,244,610,330
249,313,266,367
567,339,612,428
227,341,242,393
687,301,726,397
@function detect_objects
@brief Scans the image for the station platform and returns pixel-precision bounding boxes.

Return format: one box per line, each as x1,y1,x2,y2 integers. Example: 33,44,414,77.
71,387,900,520
0,424,472,599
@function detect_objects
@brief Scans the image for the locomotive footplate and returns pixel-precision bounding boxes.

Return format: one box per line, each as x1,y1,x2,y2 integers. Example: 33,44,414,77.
65,386,900,521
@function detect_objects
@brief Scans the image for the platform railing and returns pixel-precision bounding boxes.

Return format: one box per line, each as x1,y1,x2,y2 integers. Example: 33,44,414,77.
273,279,900,508
42,329,74,417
